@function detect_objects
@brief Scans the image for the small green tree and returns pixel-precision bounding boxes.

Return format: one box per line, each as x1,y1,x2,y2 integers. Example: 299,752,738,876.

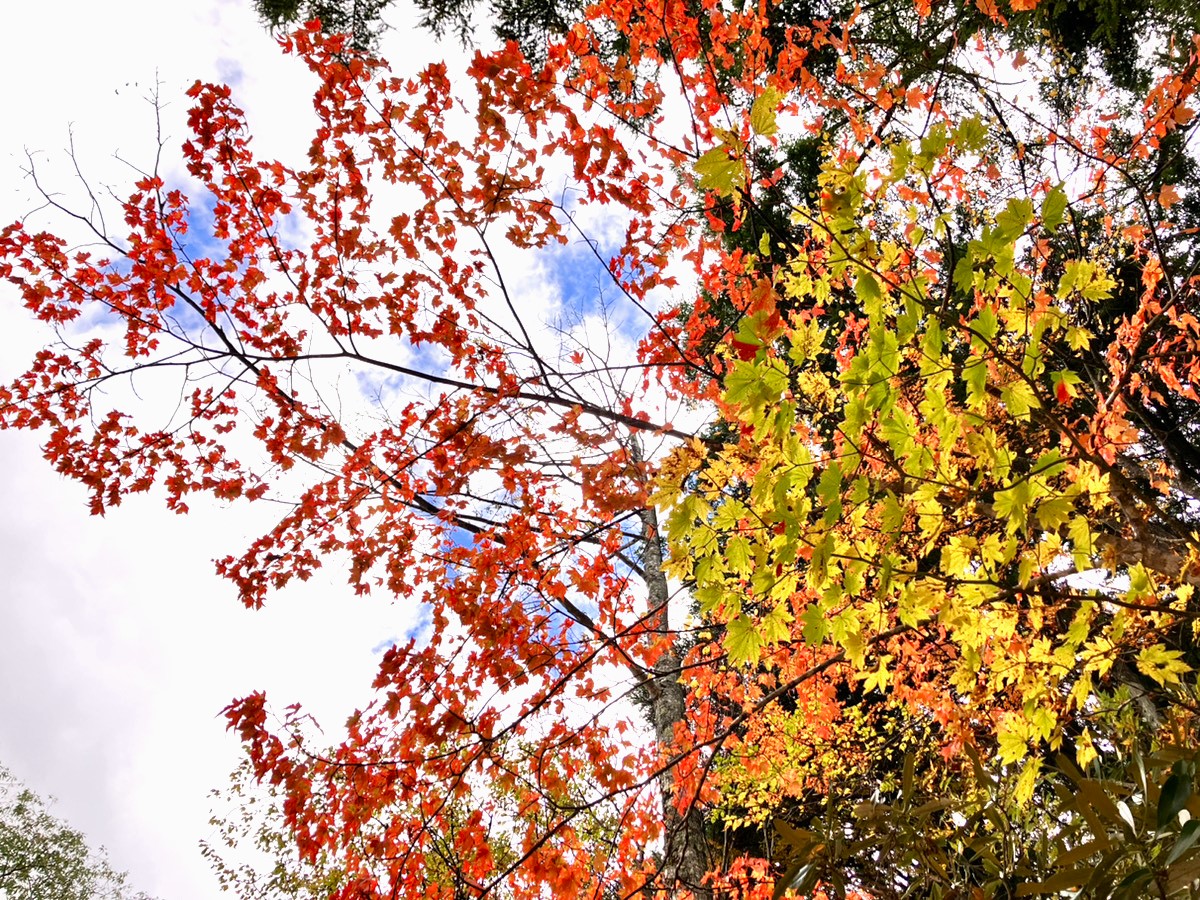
0,765,156,900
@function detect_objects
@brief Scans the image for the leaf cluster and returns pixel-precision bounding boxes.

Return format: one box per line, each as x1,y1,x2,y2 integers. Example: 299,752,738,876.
0,765,157,900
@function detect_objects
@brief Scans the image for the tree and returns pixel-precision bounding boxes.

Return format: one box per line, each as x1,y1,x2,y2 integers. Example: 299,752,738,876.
6,0,1200,897
251,0,583,58
657,3,1200,894
249,0,1200,102
0,764,156,900
1,19,719,898
202,757,351,899
253,0,393,50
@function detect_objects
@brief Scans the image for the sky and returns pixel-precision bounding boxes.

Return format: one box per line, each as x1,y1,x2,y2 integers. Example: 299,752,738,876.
0,3,473,897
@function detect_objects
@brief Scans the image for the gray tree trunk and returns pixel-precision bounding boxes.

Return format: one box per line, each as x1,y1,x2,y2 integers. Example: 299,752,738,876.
639,504,712,899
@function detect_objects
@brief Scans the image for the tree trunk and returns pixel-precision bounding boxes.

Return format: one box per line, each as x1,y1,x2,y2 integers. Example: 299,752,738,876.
640,504,712,899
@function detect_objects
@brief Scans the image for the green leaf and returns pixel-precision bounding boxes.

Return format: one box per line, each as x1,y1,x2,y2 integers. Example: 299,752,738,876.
963,358,988,409
855,270,881,307
890,141,913,180
916,122,950,173
750,86,783,137
668,494,711,542
773,861,818,900
726,614,764,666
1058,259,1117,302
1034,448,1067,479
694,146,743,195
881,408,916,460
723,363,758,408
952,114,989,153
694,554,720,587
1157,770,1193,830
800,602,829,644
1000,378,1041,419
1165,819,1200,867
995,197,1034,242
773,820,817,855
1015,869,1088,895
880,491,904,537
1042,184,1068,230
725,359,788,408
734,313,765,348
972,305,1000,344
1114,867,1151,893
726,535,752,576
817,463,841,506
1055,838,1106,870
760,603,793,644
695,583,724,615
953,254,976,295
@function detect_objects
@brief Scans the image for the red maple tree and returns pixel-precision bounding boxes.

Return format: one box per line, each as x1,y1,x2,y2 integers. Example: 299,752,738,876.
0,16,733,897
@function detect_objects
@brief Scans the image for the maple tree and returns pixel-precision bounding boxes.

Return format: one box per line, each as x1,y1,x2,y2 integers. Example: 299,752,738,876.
659,2,1200,895
1,17,719,898
6,0,1200,895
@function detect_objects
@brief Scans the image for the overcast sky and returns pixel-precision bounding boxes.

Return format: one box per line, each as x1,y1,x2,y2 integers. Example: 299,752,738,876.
0,3,472,897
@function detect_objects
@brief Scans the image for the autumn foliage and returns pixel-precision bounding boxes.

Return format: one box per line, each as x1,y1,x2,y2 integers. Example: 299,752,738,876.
6,0,1200,895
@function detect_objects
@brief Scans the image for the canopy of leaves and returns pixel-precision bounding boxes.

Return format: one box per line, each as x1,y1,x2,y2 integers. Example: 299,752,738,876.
6,0,1200,895
654,0,1200,888
0,765,156,900
253,0,1200,93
